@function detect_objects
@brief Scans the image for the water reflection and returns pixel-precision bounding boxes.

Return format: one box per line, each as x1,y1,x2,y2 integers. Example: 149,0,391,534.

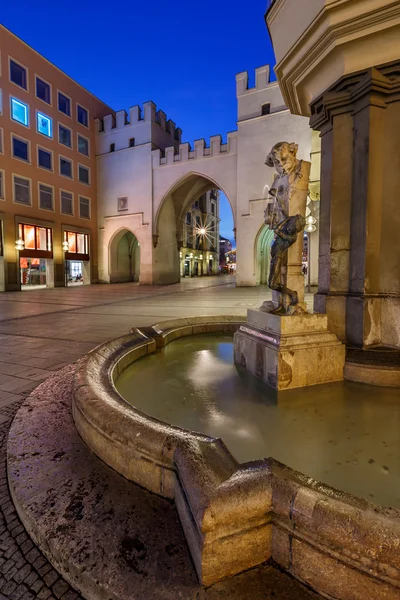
116,334,400,508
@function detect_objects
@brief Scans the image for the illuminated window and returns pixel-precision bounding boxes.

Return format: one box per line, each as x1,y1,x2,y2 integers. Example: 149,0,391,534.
14,176,31,205
60,157,72,178
78,165,89,185
58,92,71,116
38,148,52,170
64,231,89,255
61,190,73,215
10,60,27,89
77,105,88,127
39,184,53,211
18,223,52,251
79,196,90,219
11,98,29,126
36,78,51,104
77,135,89,156
37,112,52,137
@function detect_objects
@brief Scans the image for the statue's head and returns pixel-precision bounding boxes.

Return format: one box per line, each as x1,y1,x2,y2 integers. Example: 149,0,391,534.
265,142,299,175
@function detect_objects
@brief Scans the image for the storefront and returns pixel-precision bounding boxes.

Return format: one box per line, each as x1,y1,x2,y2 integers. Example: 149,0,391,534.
17,223,54,290
63,230,90,286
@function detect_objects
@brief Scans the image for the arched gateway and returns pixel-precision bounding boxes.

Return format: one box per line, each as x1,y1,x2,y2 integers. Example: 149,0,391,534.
95,65,316,287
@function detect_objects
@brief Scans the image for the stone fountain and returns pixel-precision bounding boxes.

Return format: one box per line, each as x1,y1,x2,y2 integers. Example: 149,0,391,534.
234,141,345,390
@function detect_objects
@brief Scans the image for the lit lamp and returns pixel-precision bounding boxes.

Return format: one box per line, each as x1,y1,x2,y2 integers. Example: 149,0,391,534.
15,238,25,290
62,239,70,287
304,216,317,293
199,228,206,235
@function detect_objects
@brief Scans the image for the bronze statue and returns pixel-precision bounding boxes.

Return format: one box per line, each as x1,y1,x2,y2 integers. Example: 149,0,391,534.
262,142,310,315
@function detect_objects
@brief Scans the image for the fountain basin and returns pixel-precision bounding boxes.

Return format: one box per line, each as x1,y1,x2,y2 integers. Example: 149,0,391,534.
72,316,400,598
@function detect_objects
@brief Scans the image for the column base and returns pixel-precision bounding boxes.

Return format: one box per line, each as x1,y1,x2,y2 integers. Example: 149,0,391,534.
233,309,345,391
345,348,400,387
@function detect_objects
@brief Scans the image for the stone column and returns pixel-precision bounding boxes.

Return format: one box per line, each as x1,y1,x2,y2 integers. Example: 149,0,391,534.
311,63,400,350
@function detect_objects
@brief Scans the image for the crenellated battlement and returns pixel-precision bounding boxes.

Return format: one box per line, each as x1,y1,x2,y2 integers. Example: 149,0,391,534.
151,131,238,167
236,65,272,97
95,101,182,142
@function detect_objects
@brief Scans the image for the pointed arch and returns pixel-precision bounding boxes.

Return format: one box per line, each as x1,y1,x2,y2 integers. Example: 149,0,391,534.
109,227,141,283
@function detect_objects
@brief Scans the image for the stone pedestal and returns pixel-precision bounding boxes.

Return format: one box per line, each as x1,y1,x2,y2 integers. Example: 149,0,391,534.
234,310,345,391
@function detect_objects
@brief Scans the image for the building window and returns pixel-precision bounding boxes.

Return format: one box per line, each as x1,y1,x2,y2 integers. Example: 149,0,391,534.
110,143,115,153
36,78,51,104
38,147,52,170
0,128,3,154
13,176,31,205
58,92,71,116
186,213,191,225
59,124,72,147
61,190,73,215
117,197,128,212
78,165,90,185
77,135,89,156
261,103,271,115
10,60,27,89
64,231,89,255
37,112,52,137
77,105,88,127
129,138,135,147
11,98,29,126
0,90,3,115
18,223,52,252
0,170,4,200
79,196,90,219
12,136,29,162
60,157,73,178
211,203,215,215
39,183,54,211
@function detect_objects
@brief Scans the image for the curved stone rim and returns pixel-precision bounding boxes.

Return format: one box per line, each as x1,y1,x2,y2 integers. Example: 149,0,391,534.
8,315,400,599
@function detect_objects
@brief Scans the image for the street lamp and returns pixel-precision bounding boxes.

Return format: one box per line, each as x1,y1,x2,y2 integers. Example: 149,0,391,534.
62,239,69,287
304,216,317,293
15,238,25,290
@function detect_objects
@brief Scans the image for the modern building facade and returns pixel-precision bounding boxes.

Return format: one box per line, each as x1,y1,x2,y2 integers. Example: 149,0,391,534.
0,25,114,291
180,190,220,277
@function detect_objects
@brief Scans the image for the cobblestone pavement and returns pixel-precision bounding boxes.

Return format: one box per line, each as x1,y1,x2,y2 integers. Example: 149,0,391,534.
0,278,316,599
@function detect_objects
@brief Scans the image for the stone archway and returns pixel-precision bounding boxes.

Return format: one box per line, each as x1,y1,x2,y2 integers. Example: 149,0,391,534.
255,225,274,285
153,172,235,285
109,229,140,283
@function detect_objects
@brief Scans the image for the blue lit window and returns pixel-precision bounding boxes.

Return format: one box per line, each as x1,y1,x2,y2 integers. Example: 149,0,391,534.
37,112,52,137
11,98,29,126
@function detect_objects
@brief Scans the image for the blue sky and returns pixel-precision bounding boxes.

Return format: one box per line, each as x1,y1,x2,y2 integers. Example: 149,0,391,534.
1,0,276,244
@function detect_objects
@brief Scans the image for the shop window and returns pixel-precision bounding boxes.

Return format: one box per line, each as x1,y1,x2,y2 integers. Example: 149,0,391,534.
37,112,52,137
10,60,27,89
11,98,29,126
65,231,89,255
78,165,90,185
79,196,90,219
77,135,89,156
18,223,52,252
14,176,31,205
77,105,88,127
36,78,51,104
60,157,72,178
61,190,73,215
59,124,72,147
0,170,4,200
39,184,53,211
38,148,52,170
12,136,29,161
0,128,4,153
58,92,71,116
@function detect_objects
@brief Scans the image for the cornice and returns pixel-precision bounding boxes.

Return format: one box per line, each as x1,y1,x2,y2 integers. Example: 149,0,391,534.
274,0,400,115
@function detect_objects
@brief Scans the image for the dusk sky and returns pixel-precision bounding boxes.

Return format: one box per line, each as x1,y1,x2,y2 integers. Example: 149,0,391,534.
1,0,276,244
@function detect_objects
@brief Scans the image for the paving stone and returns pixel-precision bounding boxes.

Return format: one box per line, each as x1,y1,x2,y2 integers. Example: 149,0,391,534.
25,548,41,564
20,540,34,555
13,563,32,583
37,563,52,577
5,566,19,581
36,587,52,600
9,583,29,599
52,580,69,599
0,558,16,574
32,557,47,571
30,578,45,593
43,570,59,589
23,571,38,587
1,578,18,595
